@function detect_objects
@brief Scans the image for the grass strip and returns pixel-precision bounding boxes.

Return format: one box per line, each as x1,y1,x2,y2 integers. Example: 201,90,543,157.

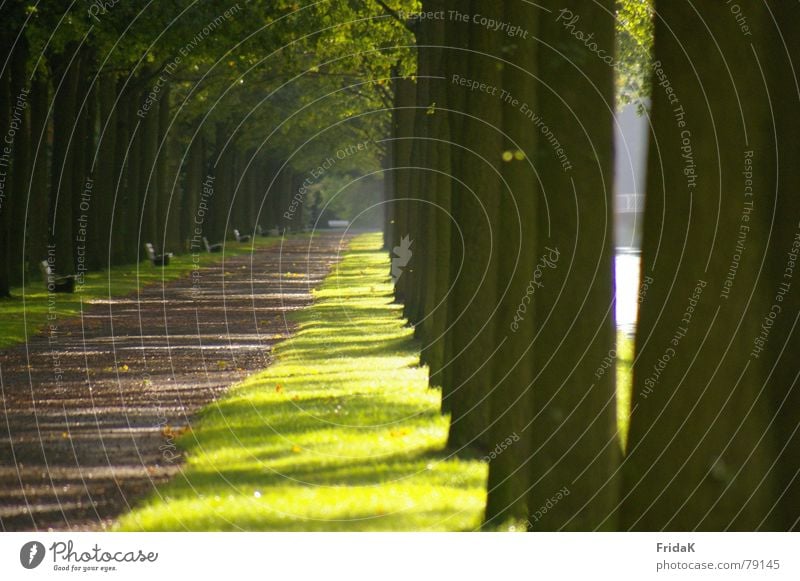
116,232,488,531
0,236,293,349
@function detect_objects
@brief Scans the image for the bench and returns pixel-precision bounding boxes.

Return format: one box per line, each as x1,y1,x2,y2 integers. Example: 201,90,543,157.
39,260,76,293
203,237,223,253
233,229,251,243
257,225,280,237
144,242,173,266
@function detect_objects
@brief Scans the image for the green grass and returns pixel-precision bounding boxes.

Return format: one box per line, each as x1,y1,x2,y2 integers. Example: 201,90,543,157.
0,236,294,349
616,331,635,451
116,233,488,531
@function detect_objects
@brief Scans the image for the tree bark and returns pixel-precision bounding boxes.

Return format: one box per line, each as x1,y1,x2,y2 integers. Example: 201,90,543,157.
48,45,81,275
445,0,504,451
527,0,618,530
621,2,783,530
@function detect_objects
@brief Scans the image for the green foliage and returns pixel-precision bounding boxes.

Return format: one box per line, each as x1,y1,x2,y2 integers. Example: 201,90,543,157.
616,0,654,108
116,233,487,531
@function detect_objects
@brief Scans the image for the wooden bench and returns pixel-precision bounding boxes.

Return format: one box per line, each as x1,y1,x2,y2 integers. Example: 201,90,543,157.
144,242,173,266
233,229,251,243
203,237,223,253
39,260,76,293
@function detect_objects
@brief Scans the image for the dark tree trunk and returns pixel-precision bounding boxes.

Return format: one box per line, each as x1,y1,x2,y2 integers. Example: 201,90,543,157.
9,33,30,288
419,0,451,384
484,0,539,526
622,2,798,531
48,45,81,276
27,71,50,277
0,30,11,296
445,0,504,451
391,77,416,303
111,78,131,265
527,0,618,530
92,72,116,270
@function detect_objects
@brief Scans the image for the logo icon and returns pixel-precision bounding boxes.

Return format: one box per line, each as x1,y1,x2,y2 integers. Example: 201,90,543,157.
391,235,413,283
20,541,46,569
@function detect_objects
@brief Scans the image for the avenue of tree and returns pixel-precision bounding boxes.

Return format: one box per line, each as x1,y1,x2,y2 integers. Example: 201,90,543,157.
1,1,798,530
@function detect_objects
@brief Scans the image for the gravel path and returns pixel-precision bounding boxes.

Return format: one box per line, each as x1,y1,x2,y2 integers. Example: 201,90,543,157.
0,232,349,531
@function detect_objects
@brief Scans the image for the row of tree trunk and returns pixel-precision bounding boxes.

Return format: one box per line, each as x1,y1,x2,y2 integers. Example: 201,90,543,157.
0,37,302,296
386,0,800,530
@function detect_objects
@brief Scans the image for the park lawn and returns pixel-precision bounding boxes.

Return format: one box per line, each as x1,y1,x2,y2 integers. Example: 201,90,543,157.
115,233,488,532
617,332,634,451
0,236,293,349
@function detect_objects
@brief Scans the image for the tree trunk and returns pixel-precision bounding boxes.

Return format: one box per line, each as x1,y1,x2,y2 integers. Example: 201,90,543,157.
48,46,81,276
622,2,798,531
92,72,116,270
444,0,504,451
26,71,50,277
111,78,131,265
391,76,416,303
9,33,30,287
0,30,11,296
527,0,618,530
484,0,539,526
419,0,451,384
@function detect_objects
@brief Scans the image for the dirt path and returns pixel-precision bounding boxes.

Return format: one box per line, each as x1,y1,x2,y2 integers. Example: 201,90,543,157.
0,232,349,531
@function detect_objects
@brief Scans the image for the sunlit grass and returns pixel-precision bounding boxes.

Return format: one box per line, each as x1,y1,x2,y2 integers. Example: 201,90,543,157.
616,331,635,450
116,233,488,531
0,236,296,349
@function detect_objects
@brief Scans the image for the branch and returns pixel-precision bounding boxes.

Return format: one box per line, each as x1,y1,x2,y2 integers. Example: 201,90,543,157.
371,0,416,34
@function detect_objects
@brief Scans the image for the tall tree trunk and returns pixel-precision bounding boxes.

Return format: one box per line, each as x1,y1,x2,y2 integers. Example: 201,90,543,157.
0,29,11,296
48,45,81,276
438,0,471,413
182,132,205,252
391,76,416,303
9,33,30,287
484,0,539,526
445,0,503,451
111,78,131,265
72,47,94,281
140,82,160,247
622,2,797,531
765,2,800,531
27,71,50,277
419,0,451,384
527,0,618,530
92,72,116,270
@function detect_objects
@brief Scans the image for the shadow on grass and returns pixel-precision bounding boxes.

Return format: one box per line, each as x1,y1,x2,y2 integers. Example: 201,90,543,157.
116,233,488,531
